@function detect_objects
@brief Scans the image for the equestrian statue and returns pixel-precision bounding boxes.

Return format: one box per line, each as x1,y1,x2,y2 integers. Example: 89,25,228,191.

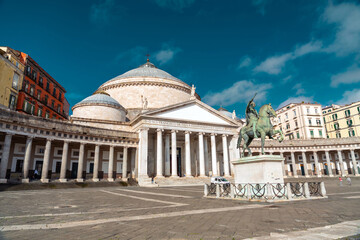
237,94,284,157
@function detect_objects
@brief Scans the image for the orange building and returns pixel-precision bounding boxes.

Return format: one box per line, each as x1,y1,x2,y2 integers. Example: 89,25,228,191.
16,55,67,120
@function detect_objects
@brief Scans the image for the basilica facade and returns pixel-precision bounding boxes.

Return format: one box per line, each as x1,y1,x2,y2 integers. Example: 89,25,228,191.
0,60,359,186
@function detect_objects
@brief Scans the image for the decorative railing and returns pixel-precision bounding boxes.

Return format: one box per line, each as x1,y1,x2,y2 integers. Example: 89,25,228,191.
204,182,326,201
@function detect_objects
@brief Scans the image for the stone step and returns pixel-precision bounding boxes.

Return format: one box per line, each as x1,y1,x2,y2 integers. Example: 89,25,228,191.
154,176,234,186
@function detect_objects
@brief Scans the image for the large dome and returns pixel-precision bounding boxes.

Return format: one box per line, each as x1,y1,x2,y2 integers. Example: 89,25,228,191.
98,60,200,120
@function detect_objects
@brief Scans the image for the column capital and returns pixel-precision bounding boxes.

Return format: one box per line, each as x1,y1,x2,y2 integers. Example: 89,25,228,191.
337,149,342,153
185,131,192,135
198,132,204,136
313,150,318,153
210,133,217,136
156,128,164,132
63,140,70,144
27,136,35,140
222,134,228,137
301,150,307,153
171,129,178,133
5,133,14,137
80,142,85,146
46,138,54,142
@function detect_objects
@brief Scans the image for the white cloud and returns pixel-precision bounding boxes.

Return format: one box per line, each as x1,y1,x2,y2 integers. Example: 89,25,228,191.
237,56,252,69
203,80,272,106
154,0,195,12
277,96,314,109
254,53,292,75
254,41,322,75
331,66,360,87
323,2,360,56
155,44,182,65
281,75,292,84
335,89,360,105
292,83,305,95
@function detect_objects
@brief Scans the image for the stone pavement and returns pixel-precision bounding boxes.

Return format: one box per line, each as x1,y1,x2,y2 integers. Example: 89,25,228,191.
0,178,359,240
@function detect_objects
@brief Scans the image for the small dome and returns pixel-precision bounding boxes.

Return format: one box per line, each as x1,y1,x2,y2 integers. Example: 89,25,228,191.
73,92,125,111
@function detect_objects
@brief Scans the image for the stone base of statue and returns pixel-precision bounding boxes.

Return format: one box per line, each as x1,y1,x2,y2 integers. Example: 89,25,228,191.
231,155,284,184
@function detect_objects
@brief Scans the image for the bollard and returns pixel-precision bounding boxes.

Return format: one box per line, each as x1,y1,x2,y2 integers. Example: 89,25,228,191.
320,182,327,196
246,184,252,199
304,182,310,198
286,182,292,200
216,184,220,198
230,184,235,199
204,184,209,197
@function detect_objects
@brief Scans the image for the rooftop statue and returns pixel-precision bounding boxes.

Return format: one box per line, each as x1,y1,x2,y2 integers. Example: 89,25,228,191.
237,94,284,157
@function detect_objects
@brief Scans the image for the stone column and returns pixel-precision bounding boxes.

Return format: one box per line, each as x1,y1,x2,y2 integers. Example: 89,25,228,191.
41,139,52,183
164,134,170,176
211,133,218,176
171,130,178,177
325,150,333,177
76,143,85,182
313,151,321,177
301,151,309,177
222,134,230,177
280,151,286,177
0,133,12,183
156,129,163,178
59,141,69,182
93,144,100,182
350,149,359,176
337,150,346,177
291,151,298,178
204,136,210,175
198,132,206,177
108,145,114,182
22,136,33,183
185,131,192,177
122,147,128,181
138,128,149,178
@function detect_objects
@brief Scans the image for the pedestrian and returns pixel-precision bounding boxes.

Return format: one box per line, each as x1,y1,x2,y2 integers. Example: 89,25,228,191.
34,169,39,179
346,176,351,186
339,176,343,186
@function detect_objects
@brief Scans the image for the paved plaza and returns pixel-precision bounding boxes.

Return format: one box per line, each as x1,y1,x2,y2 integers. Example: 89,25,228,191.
0,179,360,240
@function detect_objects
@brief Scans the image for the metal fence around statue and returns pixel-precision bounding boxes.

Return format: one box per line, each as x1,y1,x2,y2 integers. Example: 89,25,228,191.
270,183,286,199
290,182,305,198
250,183,267,199
308,182,322,197
233,184,248,198
220,184,231,197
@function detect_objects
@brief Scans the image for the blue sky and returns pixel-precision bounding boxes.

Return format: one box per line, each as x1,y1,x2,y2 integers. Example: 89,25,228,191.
1,0,360,118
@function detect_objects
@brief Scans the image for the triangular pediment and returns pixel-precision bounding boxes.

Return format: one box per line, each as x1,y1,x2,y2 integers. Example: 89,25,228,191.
143,100,238,126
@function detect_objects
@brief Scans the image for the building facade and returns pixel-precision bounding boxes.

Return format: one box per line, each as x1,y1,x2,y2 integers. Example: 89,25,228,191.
274,103,326,140
0,47,25,110
323,102,360,138
17,55,68,120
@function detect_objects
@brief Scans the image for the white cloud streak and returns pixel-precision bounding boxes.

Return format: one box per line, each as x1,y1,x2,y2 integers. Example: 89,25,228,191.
254,41,322,75
323,2,360,56
155,44,182,65
335,89,360,105
203,80,272,106
331,66,360,87
237,56,252,69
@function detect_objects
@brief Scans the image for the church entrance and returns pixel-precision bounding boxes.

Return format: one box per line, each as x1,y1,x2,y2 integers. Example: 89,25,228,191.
71,162,78,179
177,147,182,177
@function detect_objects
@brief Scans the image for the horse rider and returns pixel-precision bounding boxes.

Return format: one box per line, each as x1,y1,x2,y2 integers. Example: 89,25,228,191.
246,94,259,138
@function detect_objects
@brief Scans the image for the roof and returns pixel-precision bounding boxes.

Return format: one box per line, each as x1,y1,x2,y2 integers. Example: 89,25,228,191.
102,60,185,86
73,92,125,111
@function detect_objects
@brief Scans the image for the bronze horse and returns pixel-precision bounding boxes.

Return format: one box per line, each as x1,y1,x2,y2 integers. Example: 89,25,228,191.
237,103,284,157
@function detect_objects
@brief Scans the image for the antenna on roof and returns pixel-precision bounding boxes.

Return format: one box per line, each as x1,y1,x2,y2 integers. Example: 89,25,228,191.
146,54,150,62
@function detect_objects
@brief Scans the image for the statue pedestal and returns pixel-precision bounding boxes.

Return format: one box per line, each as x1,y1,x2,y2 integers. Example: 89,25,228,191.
231,155,284,184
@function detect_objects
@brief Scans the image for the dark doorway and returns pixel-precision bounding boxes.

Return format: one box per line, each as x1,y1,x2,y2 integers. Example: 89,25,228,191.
34,161,43,179
16,160,24,173
300,164,305,176
177,147,182,177
89,163,94,174
71,162,78,179
324,163,329,175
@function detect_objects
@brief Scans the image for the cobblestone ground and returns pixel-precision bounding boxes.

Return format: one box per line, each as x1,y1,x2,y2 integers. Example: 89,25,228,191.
0,178,359,240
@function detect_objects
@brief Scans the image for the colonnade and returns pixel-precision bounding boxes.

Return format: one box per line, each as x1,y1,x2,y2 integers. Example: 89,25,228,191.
0,133,136,183
138,128,236,179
